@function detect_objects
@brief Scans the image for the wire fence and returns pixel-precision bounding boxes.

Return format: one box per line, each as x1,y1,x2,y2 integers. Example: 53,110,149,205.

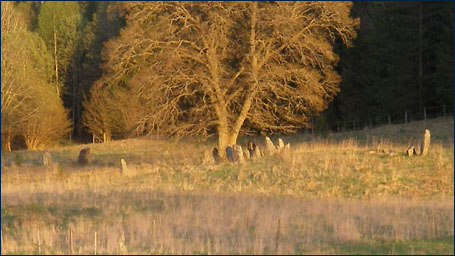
308,105,453,133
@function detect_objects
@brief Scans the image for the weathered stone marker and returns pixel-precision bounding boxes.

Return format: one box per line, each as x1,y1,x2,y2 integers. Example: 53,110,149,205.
284,143,291,154
420,129,431,156
265,136,277,155
254,145,262,158
77,147,91,165
225,146,234,162
406,146,415,157
212,148,221,163
233,145,245,163
247,140,256,158
43,152,52,166
121,159,129,175
277,138,285,151
243,148,250,160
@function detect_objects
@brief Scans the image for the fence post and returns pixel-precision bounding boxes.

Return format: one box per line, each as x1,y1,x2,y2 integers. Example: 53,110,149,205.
424,107,426,120
69,228,73,254
337,121,340,133
275,218,281,252
94,231,97,255
443,105,446,116
353,120,355,130
38,230,41,254
405,110,408,124
388,115,391,125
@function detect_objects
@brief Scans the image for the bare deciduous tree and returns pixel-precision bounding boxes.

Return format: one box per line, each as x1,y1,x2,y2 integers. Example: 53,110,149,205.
86,1,359,156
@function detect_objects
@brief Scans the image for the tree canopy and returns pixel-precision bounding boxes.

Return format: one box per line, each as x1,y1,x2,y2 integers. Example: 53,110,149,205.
84,1,359,155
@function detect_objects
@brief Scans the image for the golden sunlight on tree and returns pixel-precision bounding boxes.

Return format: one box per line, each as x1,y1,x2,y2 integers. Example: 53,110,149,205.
84,1,359,156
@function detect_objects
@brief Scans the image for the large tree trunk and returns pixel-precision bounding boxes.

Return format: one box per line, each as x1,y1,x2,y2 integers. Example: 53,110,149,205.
217,118,239,159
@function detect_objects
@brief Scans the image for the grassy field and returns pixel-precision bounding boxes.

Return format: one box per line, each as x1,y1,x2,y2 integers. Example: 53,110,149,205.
1,117,453,254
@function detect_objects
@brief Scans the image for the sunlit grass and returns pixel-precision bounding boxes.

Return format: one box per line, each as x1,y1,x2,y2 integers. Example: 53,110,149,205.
1,117,453,254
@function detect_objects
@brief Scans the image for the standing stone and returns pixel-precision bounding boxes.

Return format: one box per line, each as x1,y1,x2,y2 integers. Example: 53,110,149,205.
212,148,221,163
254,145,262,158
225,146,234,162
265,136,277,155
284,143,291,154
277,138,285,149
406,146,415,157
243,148,250,160
121,159,129,174
43,152,52,166
247,140,256,158
420,129,431,156
77,147,91,165
233,145,245,163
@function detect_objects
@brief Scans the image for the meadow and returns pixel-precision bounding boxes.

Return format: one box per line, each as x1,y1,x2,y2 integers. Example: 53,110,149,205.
1,117,453,254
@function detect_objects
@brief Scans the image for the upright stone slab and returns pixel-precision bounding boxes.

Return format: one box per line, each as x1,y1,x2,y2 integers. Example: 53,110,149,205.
212,148,221,163
284,143,291,154
265,136,277,155
277,138,285,149
243,148,250,160
43,152,52,166
121,159,129,174
225,146,234,162
406,146,415,157
247,140,256,158
233,145,245,163
420,129,431,156
254,145,262,158
77,147,91,165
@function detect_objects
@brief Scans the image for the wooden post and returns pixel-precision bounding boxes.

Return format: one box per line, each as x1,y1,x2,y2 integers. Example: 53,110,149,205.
388,115,391,125
353,120,356,131
38,230,41,254
94,231,97,255
245,209,249,232
337,121,340,133
275,219,281,252
103,132,106,143
424,107,426,120
369,119,372,129
405,110,408,124
443,105,446,116
69,228,73,254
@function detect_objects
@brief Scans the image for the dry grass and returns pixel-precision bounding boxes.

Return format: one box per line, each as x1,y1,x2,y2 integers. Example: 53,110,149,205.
1,191,453,254
1,117,454,254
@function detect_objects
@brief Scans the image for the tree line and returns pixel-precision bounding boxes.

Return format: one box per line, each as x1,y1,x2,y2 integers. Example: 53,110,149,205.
1,1,453,153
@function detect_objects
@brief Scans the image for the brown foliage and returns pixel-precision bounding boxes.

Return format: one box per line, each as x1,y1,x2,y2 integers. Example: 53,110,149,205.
86,2,359,155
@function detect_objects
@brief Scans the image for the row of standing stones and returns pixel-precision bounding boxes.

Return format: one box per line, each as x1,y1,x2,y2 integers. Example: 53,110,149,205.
40,129,431,170
208,136,291,164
